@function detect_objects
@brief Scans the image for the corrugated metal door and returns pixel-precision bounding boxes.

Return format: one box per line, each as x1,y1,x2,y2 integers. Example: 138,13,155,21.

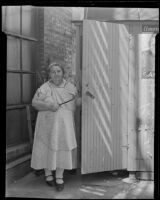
81,20,130,174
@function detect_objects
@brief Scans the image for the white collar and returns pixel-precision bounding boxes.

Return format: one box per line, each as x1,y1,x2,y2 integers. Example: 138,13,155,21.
48,79,67,88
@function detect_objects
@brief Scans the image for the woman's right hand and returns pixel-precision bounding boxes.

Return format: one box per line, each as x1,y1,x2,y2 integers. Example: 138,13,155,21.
47,102,59,112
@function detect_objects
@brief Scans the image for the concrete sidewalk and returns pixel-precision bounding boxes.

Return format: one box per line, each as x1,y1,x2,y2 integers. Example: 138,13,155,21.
6,170,154,199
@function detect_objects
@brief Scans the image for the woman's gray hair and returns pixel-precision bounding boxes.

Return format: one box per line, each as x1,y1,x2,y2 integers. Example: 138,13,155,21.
48,62,64,74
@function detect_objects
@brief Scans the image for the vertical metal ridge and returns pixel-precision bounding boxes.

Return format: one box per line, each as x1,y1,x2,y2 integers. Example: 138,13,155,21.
102,22,106,171
107,22,111,169
115,24,119,170
111,23,114,169
86,21,90,173
94,21,98,172
113,23,117,170
89,21,93,172
82,20,87,173
109,23,112,170
117,24,120,169
99,22,102,171
112,23,115,170
119,24,130,169
117,24,120,170
101,22,105,171
114,23,117,170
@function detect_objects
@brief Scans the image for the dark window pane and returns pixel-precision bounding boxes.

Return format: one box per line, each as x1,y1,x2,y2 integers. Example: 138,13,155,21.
6,109,29,147
22,40,37,71
2,6,6,32
7,73,21,105
7,36,20,70
21,108,30,142
6,110,21,146
5,6,21,34
22,74,36,103
22,6,38,38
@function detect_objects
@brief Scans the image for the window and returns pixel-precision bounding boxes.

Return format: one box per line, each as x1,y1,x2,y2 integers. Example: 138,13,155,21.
4,6,39,146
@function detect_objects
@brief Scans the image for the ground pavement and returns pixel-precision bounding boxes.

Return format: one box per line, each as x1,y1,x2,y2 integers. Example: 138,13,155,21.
6,170,154,199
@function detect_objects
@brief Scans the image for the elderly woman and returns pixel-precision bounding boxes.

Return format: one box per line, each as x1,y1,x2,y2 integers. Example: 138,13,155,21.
31,62,81,191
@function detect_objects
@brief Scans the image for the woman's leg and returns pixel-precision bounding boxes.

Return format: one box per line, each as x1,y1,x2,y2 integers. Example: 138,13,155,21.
55,168,64,184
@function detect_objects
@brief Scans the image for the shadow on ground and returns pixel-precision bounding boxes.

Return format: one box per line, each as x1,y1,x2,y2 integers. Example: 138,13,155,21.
6,170,154,199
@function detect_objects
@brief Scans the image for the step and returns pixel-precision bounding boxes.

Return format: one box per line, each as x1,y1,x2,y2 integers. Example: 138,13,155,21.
6,154,33,186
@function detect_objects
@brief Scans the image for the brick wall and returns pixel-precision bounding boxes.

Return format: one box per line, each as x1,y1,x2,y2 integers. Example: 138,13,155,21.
42,7,77,81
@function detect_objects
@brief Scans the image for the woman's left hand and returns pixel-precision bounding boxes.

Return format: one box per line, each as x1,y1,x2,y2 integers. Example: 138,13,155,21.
50,102,60,112
76,97,82,106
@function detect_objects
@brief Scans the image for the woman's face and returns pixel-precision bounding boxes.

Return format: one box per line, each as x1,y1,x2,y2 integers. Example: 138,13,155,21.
49,65,63,86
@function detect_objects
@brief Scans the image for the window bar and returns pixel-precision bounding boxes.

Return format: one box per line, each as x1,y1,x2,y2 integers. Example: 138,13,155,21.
7,70,36,74
20,6,23,104
7,104,32,110
4,31,38,42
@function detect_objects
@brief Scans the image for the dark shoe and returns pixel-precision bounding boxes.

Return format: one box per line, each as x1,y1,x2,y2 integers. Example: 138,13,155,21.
34,169,44,176
55,178,64,191
69,169,77,175
45,175,54,187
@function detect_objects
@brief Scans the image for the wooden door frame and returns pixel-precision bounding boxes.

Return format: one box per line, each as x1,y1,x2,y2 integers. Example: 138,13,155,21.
127,33,156,180
72,21,83,174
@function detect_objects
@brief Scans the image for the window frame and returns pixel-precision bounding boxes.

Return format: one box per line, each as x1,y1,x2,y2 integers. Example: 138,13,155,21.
5,6,38,110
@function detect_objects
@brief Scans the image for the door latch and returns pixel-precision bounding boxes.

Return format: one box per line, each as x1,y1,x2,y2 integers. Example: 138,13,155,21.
86,90,95,99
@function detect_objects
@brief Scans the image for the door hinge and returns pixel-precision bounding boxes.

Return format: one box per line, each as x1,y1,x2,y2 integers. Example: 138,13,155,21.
129,35,134,49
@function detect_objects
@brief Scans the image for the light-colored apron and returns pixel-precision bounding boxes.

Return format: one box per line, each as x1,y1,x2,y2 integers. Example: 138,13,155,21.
31,80,77,169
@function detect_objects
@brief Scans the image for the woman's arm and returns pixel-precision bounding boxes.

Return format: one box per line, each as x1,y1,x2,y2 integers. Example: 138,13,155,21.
66,81,82,107
32,98,52,111
32,98,59,112
32,89,59,112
